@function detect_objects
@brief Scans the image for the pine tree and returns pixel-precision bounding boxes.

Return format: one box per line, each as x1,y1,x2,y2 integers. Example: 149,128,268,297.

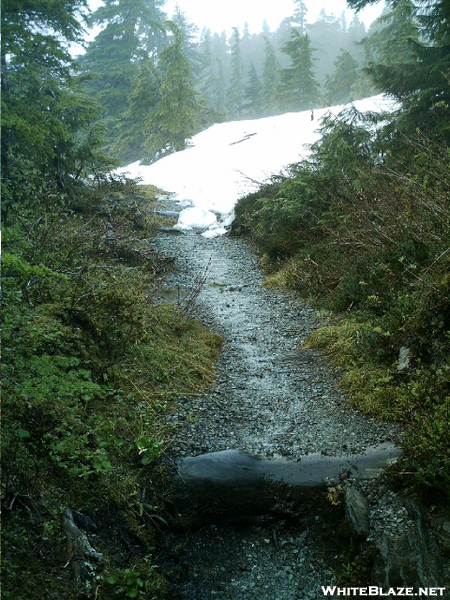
147,25,197,158
171,5,201,83
79,0,166,159
279,28,319,111
307,11,347,91
364,1,419,70
293,0,308,35
114,58,162,163
244,62,262,117
228,28,244,119
347,0,450,136
369,0,449,134
261,37,281,115
325,50,359,104
197,29,227,122
1,0,107,187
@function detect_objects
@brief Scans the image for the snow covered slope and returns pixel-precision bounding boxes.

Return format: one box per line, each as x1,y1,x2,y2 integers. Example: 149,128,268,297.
119,95,393,237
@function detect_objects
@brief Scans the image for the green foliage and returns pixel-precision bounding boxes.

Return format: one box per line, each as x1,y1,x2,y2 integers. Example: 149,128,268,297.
147,24,198,158
78,0,167,160
228,28,245,119
278,28,320,111
1,0,112,187
244,62,262,116
261,37,281,116
325,50,359,104
1,179,221,599
233,100,450,499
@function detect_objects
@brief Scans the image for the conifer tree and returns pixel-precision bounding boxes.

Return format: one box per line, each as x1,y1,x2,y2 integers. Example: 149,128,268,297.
279,28,319,111
171,5,201,83
293,0,308,34
325,50,359,104
1,0,107,187
79,0,166,159
307,11,347,91
147,25,197,158
244,62,262,116
352,0,450,135
114,58,162,163
228,28,244,119
261,37,281,115
198,29,227,122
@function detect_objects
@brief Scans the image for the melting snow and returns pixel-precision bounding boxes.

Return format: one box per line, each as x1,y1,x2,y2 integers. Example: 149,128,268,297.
118,95,394,236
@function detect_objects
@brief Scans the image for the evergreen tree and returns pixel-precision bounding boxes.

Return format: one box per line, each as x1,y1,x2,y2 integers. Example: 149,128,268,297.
197,29,227,124
114,58,162,163
244,62,262,116
273,18,295,68
364,1,419,69
325,50,359,104
353,0,450,135
1,0,108,188
228,28,244,119
307,11,347,91
79,0,166,159
293,0,308,34
147,25,197,158
171,5,201,82
261,37,281,115
346,14,367,67
279,28,319,111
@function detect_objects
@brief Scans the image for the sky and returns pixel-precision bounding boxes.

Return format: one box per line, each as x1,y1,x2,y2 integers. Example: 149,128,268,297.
163,0,385,35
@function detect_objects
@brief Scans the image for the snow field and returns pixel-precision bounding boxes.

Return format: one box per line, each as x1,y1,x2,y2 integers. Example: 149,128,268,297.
119,95,393,237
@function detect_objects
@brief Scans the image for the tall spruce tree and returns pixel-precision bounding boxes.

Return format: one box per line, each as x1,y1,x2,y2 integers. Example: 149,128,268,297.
198,29,227,123
1,0,107,190
325,50,359,104
79,0,166,159
146,24,197,159
293,0,308,34
171,5,201,83
307,11,347,91
244,62,262,116
279,28,319,111
261,37,281,115
348,0,450,136
228,28,244,119
114,58,162,163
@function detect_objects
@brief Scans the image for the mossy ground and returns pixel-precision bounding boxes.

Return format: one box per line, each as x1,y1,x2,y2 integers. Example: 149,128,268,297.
1,181,222,599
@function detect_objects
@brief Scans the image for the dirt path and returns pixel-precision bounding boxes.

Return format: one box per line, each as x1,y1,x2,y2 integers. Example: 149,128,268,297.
152,218,400,599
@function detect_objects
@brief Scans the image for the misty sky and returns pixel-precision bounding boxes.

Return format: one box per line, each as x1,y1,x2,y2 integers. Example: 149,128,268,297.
164,0,385,35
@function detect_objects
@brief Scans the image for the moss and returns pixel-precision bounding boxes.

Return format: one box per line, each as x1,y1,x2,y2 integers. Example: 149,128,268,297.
1,179,221,599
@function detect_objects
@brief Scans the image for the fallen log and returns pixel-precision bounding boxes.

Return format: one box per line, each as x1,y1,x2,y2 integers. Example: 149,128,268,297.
173,442,402,526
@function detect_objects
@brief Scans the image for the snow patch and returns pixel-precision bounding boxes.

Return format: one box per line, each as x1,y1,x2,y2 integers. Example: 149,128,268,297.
118,95,395,236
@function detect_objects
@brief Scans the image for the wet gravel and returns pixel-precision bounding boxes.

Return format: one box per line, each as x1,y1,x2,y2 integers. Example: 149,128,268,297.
151,206,404,600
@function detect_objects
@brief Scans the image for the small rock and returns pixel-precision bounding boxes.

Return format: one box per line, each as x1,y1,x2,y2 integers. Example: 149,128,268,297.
345,486,370,536
397,346,410,372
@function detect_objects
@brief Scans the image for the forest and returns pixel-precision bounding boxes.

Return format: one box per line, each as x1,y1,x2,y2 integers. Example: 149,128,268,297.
81,0,379,164
1,0,449,598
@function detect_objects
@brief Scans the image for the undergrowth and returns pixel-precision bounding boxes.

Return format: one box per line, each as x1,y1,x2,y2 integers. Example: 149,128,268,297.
1,178,222,599
233,107,450,501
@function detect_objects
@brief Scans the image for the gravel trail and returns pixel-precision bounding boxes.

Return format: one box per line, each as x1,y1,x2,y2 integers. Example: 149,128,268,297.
152,216,399,600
